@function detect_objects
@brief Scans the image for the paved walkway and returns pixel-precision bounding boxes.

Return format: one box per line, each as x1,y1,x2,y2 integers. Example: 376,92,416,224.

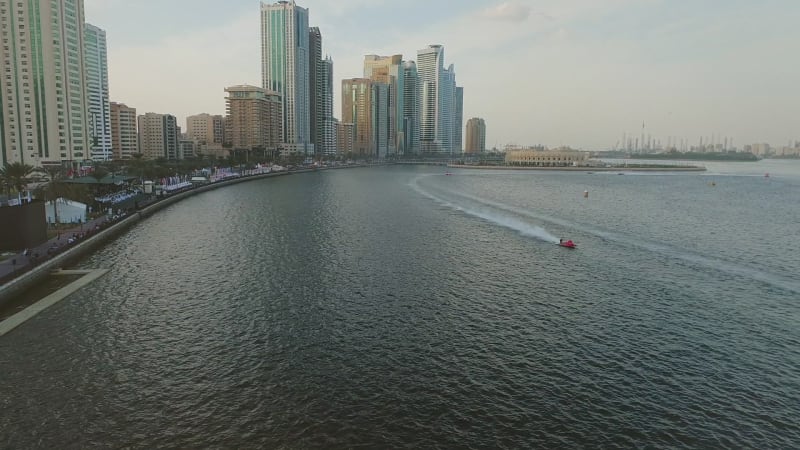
0,215,112,285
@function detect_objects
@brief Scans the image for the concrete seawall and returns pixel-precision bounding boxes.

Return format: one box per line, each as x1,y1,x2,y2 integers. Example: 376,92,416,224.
0,170,291,307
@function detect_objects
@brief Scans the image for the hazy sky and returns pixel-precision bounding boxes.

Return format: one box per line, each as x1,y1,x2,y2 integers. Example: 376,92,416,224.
84,0,799,150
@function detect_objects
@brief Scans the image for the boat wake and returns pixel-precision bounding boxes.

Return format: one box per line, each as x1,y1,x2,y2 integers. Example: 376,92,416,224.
412,175,800,295
410,176,560,244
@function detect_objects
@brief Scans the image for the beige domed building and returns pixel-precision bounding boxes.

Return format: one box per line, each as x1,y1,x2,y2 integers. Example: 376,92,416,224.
505,148,589,167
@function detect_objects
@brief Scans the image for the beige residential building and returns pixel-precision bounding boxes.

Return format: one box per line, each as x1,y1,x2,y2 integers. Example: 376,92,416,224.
337,122,355,156
137,113,179,160
465,118,486,154
224,85,282,154
186,114,225,147
364,54,404,155
341,78,374,156
0,0,91,166
110,102,138,159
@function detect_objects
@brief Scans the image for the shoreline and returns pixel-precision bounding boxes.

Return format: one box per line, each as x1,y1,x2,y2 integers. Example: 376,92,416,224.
0,166,356,307
446,164,707,172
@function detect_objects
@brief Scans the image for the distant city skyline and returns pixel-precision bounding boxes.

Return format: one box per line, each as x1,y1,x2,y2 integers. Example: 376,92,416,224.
83,0,800,150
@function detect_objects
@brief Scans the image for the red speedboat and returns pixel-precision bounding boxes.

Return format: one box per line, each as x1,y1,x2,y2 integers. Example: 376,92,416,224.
559,239,577,249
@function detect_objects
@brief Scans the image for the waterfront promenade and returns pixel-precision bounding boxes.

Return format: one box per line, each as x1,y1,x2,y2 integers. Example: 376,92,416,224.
0,163,380,303
0,215,114,284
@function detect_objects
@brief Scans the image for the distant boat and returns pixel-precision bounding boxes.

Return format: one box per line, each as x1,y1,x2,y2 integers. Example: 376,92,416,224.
558,239,577,249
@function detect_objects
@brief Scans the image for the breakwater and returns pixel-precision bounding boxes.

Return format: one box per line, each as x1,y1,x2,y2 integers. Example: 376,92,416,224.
447,164,707,172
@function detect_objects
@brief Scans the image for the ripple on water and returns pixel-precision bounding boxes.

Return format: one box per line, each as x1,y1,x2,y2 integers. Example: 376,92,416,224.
1,167,799,448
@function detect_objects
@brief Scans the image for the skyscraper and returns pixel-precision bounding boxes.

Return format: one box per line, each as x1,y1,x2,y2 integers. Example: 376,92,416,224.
85,23,111,161
341,78,373,156
0,0,91,167
416,44,461,155
309,27,321,154
440,65,457,154
318,57,336,156
371,82,390,158
261,0,313,156
465,118,486,154
309,27,335,157
110,102,138,160
455,87,464,153
364,54,404,156
402,61,420,156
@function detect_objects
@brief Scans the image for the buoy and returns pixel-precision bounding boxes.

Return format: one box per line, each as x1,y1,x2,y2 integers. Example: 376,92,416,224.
583,190,589,198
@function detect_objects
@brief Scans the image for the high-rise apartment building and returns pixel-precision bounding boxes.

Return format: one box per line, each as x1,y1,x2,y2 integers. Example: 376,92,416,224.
309,27,321,154
137,113,179,160
341,78,373,156
110,102,137,159
465,118,486,154
318,57,336,156
440,66,457,154
364,54,404,156
261,0,313,156
455,87,464,153
337,122,354,156
371,83,390,158
309,27,335,157
85,23,111,161
402,61,420,155
224,85,282,155
0,0,91,166
186,113,225,147
416,44,461,155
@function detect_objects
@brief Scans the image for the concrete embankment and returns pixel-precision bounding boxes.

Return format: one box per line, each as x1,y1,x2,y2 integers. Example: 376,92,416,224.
0,171,290,307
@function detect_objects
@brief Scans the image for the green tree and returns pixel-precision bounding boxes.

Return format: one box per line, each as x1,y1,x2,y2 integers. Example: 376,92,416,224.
0,162,36,195
90,167,109,184
35,165,71,224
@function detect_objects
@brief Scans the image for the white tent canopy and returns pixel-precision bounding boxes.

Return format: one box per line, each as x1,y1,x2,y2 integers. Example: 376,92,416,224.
45,198,87,224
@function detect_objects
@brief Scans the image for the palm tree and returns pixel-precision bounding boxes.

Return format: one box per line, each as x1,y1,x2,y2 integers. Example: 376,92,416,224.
0,162,36,198
35,164,71,225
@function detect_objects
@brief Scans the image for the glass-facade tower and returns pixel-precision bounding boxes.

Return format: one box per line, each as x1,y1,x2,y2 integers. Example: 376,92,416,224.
85,23,111,161
261,0,313,156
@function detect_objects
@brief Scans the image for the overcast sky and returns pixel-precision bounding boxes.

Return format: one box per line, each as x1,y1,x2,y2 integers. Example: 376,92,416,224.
84,0,799,150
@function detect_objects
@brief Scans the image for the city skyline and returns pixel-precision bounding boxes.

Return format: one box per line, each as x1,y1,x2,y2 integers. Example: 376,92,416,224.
82,0,800,150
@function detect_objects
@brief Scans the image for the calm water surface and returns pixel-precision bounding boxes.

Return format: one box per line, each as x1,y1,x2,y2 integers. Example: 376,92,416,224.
1,163,799,448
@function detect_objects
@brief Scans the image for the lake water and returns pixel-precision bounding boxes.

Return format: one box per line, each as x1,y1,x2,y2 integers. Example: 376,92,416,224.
1,162,799,448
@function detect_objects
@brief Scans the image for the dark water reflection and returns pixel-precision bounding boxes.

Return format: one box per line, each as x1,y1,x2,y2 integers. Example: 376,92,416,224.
1,166,799,448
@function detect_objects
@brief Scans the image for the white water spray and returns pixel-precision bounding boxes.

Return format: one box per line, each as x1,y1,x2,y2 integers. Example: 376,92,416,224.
410,176,560,244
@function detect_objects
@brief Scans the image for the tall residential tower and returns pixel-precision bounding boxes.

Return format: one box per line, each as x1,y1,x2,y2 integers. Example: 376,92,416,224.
0,0,91,166
85,23,111,161
110,102,137,160
309,27,335,157
465,118,486,154
364,54,404,156
261,0,313,155
416,44,462,155
402,61,420,155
